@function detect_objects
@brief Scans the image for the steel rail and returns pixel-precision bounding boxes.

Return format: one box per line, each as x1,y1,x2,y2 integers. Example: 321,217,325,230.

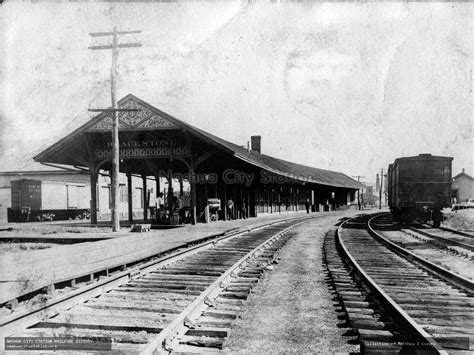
3,215,317,307
0,231,223,338
428,224,474,238
142,219,310,354
0,215,314,339
2,228,246,305
407,226,474,252
368,214,474,294
337,214,447,355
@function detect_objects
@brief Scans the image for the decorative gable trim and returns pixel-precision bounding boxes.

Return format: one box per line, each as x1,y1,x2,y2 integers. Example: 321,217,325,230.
87,97,178,132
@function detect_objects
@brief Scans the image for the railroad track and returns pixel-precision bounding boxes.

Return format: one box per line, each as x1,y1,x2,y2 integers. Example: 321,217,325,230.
427,224,474,239
1,216,312,353
324,213,474,354
373,215,474,279
408,225,474,253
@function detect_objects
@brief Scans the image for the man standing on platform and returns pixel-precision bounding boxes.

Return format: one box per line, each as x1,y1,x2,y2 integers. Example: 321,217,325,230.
304,198,310,214
227,199,234,220
241,198,247,219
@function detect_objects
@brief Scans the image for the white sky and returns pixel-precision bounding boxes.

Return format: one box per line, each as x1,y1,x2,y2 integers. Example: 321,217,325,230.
0,2,472,184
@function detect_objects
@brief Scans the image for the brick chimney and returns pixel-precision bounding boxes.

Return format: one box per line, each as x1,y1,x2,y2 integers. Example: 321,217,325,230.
251,135,261,153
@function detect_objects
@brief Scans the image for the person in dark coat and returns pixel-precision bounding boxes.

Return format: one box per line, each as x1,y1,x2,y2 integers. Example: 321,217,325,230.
241,198,247,219
227,199,234,220
304,199,310,213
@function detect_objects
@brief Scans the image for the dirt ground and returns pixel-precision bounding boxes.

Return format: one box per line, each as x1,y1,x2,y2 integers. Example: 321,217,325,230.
443,208,474,232
224,214,359,354
0,241,54,255
0,224,115,254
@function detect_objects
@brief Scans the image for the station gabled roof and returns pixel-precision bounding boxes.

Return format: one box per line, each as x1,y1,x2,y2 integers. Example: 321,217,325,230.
34,94,362,190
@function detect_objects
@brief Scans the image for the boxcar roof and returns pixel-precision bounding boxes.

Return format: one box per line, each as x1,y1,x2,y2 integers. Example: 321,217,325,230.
393,154,453,164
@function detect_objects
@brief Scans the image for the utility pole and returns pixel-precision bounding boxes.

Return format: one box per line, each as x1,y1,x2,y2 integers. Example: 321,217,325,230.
88,28,141,232
378,168,384,210
352,175,365,210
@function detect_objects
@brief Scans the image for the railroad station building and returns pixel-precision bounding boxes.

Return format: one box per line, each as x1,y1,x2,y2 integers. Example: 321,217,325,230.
33,94,362,225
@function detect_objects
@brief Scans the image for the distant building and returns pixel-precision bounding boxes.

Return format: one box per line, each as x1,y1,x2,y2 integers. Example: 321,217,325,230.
0,160,152,223
0,164,88,223
362,185,376,206
452,168,474,203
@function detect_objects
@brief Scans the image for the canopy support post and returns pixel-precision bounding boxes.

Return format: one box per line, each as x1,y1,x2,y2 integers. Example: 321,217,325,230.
89,162,98,225
127,171,133,223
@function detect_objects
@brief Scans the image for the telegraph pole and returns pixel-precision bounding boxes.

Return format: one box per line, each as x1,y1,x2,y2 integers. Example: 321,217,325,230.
352,175,365,210
88,28,141,232
378,168,384,210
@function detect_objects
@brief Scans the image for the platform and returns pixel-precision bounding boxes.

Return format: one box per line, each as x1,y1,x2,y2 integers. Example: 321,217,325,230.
0,211,317,305
0,217,194,244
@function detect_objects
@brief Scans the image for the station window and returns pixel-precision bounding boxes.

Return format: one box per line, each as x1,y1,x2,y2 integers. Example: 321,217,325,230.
100,186,111,210
134,187,143,208
119,184,128,203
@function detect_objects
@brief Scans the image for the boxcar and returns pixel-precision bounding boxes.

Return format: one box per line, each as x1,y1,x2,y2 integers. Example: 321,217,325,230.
388,154,453,226
8,179,89,222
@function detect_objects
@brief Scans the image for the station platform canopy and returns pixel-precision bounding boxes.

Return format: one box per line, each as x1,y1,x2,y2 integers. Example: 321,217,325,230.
34,94,362,224
34,94,361,189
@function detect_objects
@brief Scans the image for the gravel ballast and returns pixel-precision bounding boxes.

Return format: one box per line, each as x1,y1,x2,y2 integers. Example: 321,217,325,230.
224,214,359,353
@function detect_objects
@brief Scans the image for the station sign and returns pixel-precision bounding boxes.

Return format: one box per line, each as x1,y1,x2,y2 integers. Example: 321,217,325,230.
94,137,190,159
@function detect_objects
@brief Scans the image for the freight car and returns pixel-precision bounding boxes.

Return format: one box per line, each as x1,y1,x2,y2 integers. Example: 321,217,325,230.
8,179,90,222
388,154,453,227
